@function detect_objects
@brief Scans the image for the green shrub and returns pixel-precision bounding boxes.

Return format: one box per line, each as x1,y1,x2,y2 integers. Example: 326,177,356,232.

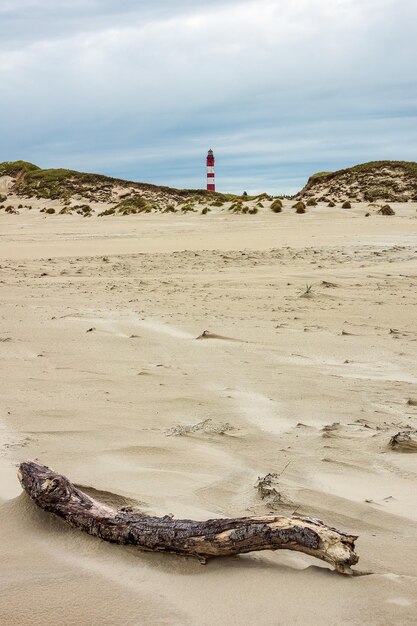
201,207,209,214
120,208,138,215
292,201,306,212
306,198,317,206
342,201,351,209
98,207,116,216
249,207,258,214
270,199,283,212
73,204,91,213
328,201,336,207
229,201,243,212
45,208,55,214
378,204,395,215
256,193,273,201
115,195,148,214
364,187,395,202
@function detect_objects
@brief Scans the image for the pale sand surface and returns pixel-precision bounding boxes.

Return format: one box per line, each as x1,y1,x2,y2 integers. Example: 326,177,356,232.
1,205,417,624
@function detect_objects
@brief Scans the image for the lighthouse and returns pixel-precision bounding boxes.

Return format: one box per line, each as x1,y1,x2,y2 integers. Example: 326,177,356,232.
206,149,215,191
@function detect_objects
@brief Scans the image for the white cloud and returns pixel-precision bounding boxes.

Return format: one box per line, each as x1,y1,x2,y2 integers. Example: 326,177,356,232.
0,0,416,192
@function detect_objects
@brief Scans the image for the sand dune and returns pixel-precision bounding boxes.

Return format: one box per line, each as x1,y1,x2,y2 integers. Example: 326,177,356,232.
1,206,417,624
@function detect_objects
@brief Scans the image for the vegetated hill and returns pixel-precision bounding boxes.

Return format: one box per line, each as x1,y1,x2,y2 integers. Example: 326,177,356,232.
0,160,233,215
296,161,417,202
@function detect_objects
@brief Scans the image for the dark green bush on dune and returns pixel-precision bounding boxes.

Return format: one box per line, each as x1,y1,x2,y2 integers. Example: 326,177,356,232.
292,201,306,213
115,195,149,215
270,199,283,213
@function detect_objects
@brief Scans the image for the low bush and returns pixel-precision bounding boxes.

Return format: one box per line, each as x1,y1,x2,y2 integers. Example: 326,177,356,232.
98,207,116,216
342,201,351,209
270,199,283,212
364,187,396,202
378,204,395,215
256,193,273,201
292,201,306,212
229,201,243,212
115,195,149,214
73,204,91,213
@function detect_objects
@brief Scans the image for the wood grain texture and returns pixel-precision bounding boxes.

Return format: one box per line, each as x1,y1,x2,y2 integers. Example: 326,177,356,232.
18,461,359,574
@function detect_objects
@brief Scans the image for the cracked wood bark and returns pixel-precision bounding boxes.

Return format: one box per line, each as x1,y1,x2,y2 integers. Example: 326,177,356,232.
18,461,359,574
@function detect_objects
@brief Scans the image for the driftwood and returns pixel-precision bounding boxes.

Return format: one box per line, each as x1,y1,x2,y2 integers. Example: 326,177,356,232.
389,430,417,451
18,461,359,574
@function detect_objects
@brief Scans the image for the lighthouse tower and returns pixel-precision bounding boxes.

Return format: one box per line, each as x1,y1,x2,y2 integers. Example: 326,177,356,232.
206,149,215,191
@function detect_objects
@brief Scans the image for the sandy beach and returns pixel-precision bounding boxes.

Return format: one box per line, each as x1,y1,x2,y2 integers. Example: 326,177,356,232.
1,204,417,624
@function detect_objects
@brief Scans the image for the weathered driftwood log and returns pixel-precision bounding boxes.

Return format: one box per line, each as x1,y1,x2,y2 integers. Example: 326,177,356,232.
389,430,417,451
18,461,359,574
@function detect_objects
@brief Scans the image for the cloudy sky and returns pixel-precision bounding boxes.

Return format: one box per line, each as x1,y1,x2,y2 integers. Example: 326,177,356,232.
1,0,416,193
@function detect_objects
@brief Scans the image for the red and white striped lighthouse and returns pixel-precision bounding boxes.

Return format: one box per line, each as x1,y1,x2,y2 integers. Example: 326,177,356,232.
206,149,215,191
